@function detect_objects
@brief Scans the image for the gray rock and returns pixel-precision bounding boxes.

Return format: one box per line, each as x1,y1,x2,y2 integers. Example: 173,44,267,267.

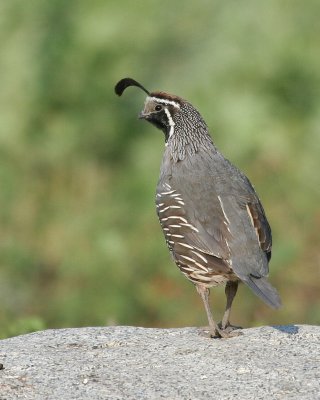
0,325,319,399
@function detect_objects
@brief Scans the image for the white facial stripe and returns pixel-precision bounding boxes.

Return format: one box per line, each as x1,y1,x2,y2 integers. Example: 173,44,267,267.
164,107,175,140
164,108,175,127
149,96,181,108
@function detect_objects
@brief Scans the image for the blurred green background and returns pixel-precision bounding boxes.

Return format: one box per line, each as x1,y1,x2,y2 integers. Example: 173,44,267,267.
0,0,319,339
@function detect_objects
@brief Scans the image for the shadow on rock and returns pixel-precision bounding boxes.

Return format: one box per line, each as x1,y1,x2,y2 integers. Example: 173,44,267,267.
272,325,299,335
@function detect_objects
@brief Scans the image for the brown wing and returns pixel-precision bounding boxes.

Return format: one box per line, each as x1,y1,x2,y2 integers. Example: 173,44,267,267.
246,201,272,261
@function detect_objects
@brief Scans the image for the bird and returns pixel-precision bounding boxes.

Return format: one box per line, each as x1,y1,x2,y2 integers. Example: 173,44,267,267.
115,77,281,338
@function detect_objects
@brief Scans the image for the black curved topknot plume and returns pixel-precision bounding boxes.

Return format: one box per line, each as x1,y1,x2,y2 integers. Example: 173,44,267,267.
114,78,150,96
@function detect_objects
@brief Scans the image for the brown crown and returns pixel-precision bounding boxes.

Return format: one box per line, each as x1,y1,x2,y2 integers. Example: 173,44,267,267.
150,91,184,104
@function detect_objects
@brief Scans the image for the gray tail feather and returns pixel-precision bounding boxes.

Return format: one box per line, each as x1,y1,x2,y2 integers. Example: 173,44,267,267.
243,275,282,309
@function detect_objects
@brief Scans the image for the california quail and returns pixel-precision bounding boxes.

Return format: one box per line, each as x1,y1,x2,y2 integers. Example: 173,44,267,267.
115,77,281,338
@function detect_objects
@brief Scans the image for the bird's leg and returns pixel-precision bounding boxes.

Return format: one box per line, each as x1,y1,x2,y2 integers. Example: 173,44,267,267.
196,285,235,339
220,281,242,333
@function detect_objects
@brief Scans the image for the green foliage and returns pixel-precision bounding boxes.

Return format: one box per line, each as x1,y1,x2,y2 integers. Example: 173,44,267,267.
0,0,319,338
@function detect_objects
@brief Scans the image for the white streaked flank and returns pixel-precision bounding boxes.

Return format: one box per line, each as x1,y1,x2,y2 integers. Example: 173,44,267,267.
246,204,260,240
177,242,194,249
158,206,170,213
180,255,197,264
217,195,231,225
167,216,188,223
191,250,208,264
180,266,194,272
161,190,176,195
192,261,209,272
190,272,211,281
180,223,199,232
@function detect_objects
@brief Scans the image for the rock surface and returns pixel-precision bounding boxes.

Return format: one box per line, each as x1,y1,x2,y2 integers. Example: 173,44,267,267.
0,325,319,399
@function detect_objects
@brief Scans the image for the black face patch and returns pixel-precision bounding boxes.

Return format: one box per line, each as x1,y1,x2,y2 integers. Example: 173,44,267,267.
145,110,169,135
140,97,179,142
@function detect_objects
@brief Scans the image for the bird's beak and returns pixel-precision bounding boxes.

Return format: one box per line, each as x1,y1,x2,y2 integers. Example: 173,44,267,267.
138,111,148,120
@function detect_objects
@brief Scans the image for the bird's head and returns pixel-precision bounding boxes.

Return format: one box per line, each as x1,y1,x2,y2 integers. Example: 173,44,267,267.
115,77,213,159
139,92,183,140
115,78,187,143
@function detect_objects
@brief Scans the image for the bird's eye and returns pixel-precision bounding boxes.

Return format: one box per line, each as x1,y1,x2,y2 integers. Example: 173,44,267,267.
155,105,162,111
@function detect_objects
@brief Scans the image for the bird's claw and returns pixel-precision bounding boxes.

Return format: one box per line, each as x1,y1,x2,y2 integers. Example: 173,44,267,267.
200,326,242,339
218,322,243,333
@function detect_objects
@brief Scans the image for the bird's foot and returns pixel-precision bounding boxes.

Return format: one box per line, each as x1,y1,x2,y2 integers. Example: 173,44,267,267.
218,322,243,334
200,326,242,339
213,327,242,338
220,327,243,337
